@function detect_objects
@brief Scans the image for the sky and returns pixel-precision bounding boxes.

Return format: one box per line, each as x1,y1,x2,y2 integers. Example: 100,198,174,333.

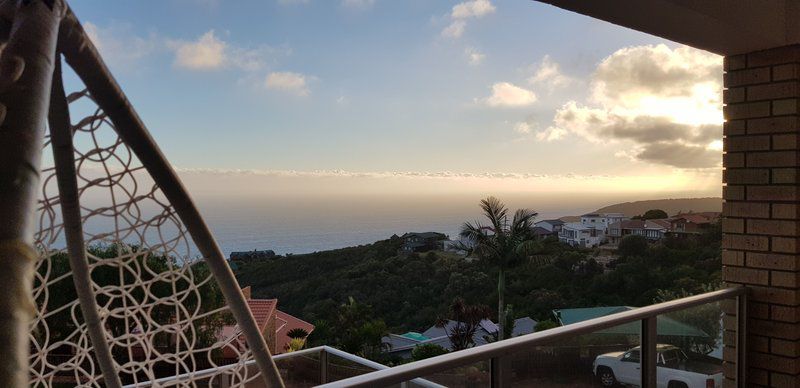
66,0,725,201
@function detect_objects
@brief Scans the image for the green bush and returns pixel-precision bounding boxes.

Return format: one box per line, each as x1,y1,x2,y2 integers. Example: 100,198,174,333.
411,344,449,361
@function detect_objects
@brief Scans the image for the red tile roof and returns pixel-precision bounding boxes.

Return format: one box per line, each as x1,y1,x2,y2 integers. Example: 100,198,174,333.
247,298,277,333
275,310,315,354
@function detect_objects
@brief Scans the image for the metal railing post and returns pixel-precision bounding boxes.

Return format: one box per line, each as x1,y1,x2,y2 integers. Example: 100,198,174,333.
737,292,748,386
490,356,505,388
320,348,328,384
640,317,657,388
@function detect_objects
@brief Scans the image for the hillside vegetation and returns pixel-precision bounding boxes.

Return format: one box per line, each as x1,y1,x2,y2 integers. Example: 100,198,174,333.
593,197,722,217
236,227,722,334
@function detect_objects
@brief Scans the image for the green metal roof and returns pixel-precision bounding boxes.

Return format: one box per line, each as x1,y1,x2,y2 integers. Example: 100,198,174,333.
401,332,430,341
553,306,710,338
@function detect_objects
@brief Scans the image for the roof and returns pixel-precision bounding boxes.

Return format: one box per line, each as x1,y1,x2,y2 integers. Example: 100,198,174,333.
533,0,797,56
612,219,669,230
402,232,447,240
401,332,430,342
648,219,672,229
672,213,717,224
537,219,564,226
531,226,553,236
512,317,537,337
554,306,709,338
562,222,601,231
247,299,278,333
422,319,498,339
383,334,423,350
275,310,315,354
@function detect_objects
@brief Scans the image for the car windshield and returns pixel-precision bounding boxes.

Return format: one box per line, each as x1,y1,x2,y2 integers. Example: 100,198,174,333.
660,349,687,367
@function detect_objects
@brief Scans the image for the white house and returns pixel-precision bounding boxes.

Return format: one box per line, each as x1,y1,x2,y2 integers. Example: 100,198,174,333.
559,213,628,247
533,219,564,233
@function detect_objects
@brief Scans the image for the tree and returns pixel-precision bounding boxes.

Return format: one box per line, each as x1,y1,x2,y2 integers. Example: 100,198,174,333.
411,344,449,361
285,328,310,352
643,209,669,219
312,297,390,360
618,235,649,258
436,297,492,351
38,244,230,361
287,328,309,339
535,319,559,332
460,196,544,340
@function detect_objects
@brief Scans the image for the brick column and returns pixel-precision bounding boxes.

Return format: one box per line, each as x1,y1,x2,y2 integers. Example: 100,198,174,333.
723,45,800,387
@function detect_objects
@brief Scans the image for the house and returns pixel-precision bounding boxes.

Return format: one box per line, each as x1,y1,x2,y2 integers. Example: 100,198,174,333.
218,287,314,357
442,238,472,255
553,306,709,339
531,226,555,239
607,219,671,244
382,317,537,360
276,310,315,353
229,249,277,262
533,219,564,237
399,232,447,254
559,213,628,247
667,212,721,236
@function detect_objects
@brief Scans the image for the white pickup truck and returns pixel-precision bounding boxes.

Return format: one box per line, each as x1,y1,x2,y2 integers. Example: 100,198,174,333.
593,344,723,388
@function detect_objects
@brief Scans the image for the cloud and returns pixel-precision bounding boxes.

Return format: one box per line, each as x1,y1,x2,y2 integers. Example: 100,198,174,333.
465,47,485,65
83,22,159,69
528,55,574,90
441,0,495,39
513,122,536,135
451,0,496,19
538,44,723,169
169,30,274,71
483,82,537,107
441,20,466,38
265,71,311,96
171,30,226,70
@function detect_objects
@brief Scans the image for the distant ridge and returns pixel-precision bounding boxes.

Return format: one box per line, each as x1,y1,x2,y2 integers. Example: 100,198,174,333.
559,197,722,221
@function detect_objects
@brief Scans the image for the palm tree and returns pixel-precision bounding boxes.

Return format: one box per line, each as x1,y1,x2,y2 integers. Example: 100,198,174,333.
460,196,541,341
436,298,492,351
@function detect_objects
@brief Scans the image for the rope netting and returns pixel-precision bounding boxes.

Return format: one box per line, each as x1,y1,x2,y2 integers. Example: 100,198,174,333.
30,72,261,386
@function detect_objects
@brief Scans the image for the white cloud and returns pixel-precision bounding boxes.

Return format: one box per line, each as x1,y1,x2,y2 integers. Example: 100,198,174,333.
83,22,159,69
483,82,537,107
538,44,723,169
465,47,485,65
451,0,495,19
171,30,226,70
441,0,495,39
528,55,574,90
168,30,274,72
265,71,311,96
441,20,466,38
513,122,535,134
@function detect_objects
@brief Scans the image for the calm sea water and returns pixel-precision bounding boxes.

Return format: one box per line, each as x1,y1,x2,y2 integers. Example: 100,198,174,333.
195,193,654,256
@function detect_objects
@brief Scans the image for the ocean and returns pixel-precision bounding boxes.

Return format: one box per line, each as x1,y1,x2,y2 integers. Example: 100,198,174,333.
195,192,670,256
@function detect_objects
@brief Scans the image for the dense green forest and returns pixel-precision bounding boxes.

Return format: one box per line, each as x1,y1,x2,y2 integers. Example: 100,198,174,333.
235,224,721,334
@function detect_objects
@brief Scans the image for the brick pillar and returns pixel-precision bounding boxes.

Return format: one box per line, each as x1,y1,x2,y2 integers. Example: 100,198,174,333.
723,45,800,387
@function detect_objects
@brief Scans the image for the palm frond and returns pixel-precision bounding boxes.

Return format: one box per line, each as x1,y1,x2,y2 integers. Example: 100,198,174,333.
480,196,508,233
511,208,538,235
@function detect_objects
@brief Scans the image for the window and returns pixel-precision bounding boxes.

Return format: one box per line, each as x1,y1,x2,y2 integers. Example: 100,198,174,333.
622,350,640,363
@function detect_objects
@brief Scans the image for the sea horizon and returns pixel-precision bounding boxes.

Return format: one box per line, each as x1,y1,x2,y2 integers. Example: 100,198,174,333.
196,192,719,256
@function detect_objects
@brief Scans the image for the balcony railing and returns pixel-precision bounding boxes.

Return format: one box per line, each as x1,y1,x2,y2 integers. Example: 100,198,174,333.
126,346,444,388
318,287,747,388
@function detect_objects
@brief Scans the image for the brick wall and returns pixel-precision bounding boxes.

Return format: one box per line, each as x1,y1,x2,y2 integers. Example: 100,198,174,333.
723,45,800,387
